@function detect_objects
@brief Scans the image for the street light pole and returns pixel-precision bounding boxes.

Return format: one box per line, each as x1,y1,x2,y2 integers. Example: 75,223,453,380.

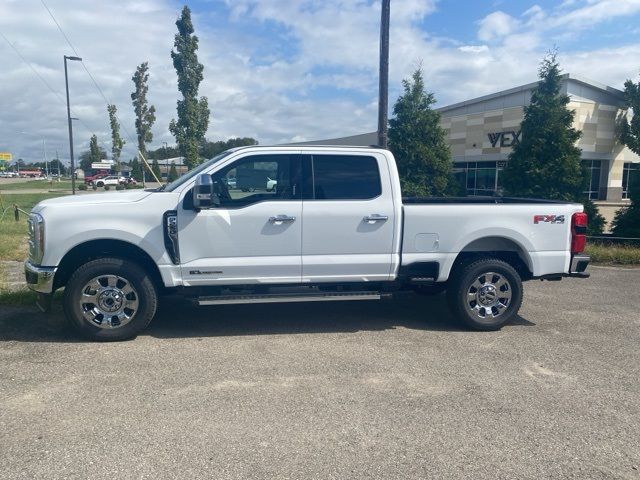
377,0,390,149
64,55,82,194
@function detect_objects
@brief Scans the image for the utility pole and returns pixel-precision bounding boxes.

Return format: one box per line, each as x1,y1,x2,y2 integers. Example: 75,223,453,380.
377,0,390,149
163,141,168,183
42,138,49,178
64,55,82,194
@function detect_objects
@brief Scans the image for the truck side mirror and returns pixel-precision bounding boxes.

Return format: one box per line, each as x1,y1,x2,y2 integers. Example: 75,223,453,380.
192,174,219,210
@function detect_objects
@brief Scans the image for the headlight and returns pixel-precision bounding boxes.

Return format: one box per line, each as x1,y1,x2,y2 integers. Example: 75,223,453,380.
28,213,45,265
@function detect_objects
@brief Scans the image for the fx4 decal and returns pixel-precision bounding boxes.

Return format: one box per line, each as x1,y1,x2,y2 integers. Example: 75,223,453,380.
533,215,565,224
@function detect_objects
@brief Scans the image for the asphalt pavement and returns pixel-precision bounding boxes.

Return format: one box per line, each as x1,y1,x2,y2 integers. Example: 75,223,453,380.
1,266,639,479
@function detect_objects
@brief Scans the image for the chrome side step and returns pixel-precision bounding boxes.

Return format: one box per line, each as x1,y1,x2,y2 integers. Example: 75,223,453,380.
197,291,384,306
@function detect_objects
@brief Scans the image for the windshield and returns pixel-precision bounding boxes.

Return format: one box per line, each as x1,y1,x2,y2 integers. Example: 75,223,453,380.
160,150,235,192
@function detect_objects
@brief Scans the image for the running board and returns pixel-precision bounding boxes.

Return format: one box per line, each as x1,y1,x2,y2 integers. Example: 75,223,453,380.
197,291,385,306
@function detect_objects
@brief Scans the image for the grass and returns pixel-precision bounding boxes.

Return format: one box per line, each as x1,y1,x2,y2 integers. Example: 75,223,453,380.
0,192,65,261
586,244,640,265
0,179,73,191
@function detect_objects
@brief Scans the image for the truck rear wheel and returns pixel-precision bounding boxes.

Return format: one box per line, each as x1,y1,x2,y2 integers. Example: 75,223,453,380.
446,258,522,331
63,258,158,341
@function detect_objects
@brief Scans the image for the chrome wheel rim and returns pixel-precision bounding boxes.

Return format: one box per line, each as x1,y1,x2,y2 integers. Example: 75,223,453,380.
79,275,139,329
466,271,512,321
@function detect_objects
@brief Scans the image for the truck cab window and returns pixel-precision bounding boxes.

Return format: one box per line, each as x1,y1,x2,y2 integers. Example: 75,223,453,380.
211,154,301,207
311,155,381,200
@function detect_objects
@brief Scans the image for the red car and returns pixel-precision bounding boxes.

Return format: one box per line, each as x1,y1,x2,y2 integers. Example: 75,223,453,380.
84,172,109,185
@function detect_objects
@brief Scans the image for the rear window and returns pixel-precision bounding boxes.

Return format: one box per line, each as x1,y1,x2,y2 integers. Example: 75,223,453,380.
312,155,381,200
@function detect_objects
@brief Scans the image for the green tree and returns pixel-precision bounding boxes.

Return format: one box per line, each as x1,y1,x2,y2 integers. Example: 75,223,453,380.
130,157,143,182
501,52,605,234
79,135,107,171
107,104,125,173
501,53,586,200
151,158,162,181
388,68,452,196
169,6,210,169
168,161,179,182
613,76,640,237
131,62,156,158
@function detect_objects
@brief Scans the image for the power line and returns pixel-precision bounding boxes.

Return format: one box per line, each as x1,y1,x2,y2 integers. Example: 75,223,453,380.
39,0,138,146
39,0,161,182
0,29,97,140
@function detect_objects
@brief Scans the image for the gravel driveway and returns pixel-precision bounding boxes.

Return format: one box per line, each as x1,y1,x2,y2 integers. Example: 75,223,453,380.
1,266,638,479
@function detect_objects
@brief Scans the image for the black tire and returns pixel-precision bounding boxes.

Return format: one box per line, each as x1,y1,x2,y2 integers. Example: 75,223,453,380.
63,257,158,341
96,181,104,187
446,257,523,331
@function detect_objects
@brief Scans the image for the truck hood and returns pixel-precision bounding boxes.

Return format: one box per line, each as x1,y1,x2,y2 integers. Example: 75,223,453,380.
32,190,154,212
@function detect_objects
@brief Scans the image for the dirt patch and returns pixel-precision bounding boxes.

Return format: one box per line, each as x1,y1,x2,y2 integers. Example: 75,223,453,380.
1,261,25,291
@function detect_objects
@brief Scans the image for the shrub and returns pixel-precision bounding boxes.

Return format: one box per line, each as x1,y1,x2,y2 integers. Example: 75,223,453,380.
104,185,110,191
78,184,87,191
583,200,606,236
92,185,98,191
611,171,640,238
116,184,124,191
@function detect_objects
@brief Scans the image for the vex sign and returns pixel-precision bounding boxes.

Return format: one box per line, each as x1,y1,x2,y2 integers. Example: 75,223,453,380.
534,215,565,224
488,130,521,148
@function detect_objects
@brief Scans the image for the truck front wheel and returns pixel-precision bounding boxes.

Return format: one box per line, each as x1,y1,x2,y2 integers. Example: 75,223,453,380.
446,258,523,331
63,258,158,341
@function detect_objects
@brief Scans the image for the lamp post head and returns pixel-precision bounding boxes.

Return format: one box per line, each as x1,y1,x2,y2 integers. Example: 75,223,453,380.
65,55,82,61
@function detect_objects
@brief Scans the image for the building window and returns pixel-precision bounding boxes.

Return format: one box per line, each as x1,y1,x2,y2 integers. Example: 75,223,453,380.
584,160,602,200
622,162,639,200
454,161,501,196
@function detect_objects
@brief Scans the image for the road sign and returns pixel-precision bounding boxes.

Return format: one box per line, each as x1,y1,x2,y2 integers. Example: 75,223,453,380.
0,152,12,161
91,162,114,169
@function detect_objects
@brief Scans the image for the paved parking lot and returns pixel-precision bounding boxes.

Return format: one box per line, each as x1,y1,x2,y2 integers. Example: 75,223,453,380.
1,266,639,479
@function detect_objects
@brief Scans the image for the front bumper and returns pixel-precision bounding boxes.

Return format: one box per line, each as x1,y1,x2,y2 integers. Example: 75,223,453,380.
24,261,57,294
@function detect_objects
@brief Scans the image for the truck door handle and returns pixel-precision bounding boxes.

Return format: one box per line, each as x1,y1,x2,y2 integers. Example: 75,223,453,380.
363,214,388,223
269,215,296,224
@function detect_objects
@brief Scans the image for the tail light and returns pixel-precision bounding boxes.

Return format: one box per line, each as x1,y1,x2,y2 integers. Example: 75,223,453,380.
571,212,588,253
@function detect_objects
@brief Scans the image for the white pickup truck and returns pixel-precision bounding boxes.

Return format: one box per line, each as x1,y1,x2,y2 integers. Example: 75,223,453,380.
25,146,590,340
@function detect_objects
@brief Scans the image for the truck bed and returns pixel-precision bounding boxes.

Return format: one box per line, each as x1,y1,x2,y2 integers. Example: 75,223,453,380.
402,196,575,205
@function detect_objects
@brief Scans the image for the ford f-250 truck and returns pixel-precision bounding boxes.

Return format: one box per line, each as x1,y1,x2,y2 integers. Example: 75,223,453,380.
25,146,590,341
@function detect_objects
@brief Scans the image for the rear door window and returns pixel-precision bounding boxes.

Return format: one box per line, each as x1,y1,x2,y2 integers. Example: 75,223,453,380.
311,155,381,200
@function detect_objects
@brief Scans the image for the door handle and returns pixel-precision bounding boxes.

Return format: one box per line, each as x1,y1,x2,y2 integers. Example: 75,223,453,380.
269,215,296,224
363,214,388,223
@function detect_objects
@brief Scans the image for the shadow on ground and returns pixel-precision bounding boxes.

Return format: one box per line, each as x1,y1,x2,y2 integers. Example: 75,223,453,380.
0,293,535,343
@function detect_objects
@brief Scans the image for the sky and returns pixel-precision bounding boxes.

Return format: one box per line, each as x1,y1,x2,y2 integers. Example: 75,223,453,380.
1,0,640,163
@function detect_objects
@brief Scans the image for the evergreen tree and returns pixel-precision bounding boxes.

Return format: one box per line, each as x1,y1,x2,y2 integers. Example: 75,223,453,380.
168,161,179,182
107,104,125,173
78,135,107,171
613,76,640,237
388,68,452,196
130,157,143,182
151,158,162,181
169,6,210,169
131,62,156,158
501,53,586,201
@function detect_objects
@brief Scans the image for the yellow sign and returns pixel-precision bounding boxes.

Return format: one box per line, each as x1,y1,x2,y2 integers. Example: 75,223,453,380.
0,152,12,161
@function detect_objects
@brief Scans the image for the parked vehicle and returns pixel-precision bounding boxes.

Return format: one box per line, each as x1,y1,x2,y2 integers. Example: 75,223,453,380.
93,175,126,187
266,177,277,192
85,172,109,185
25,146,590,341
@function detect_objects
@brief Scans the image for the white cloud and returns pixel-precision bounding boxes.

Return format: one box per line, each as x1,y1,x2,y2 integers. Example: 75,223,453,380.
477,11,520,42
1,0,640,163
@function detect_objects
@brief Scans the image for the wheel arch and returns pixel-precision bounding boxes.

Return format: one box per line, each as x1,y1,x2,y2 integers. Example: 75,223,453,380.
450,236,533,281
53,239,164,291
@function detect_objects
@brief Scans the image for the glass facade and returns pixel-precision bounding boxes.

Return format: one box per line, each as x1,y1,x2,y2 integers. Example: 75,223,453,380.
453,161,502,196
622,162,639,200
453,159,608,199
584,160,602,200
